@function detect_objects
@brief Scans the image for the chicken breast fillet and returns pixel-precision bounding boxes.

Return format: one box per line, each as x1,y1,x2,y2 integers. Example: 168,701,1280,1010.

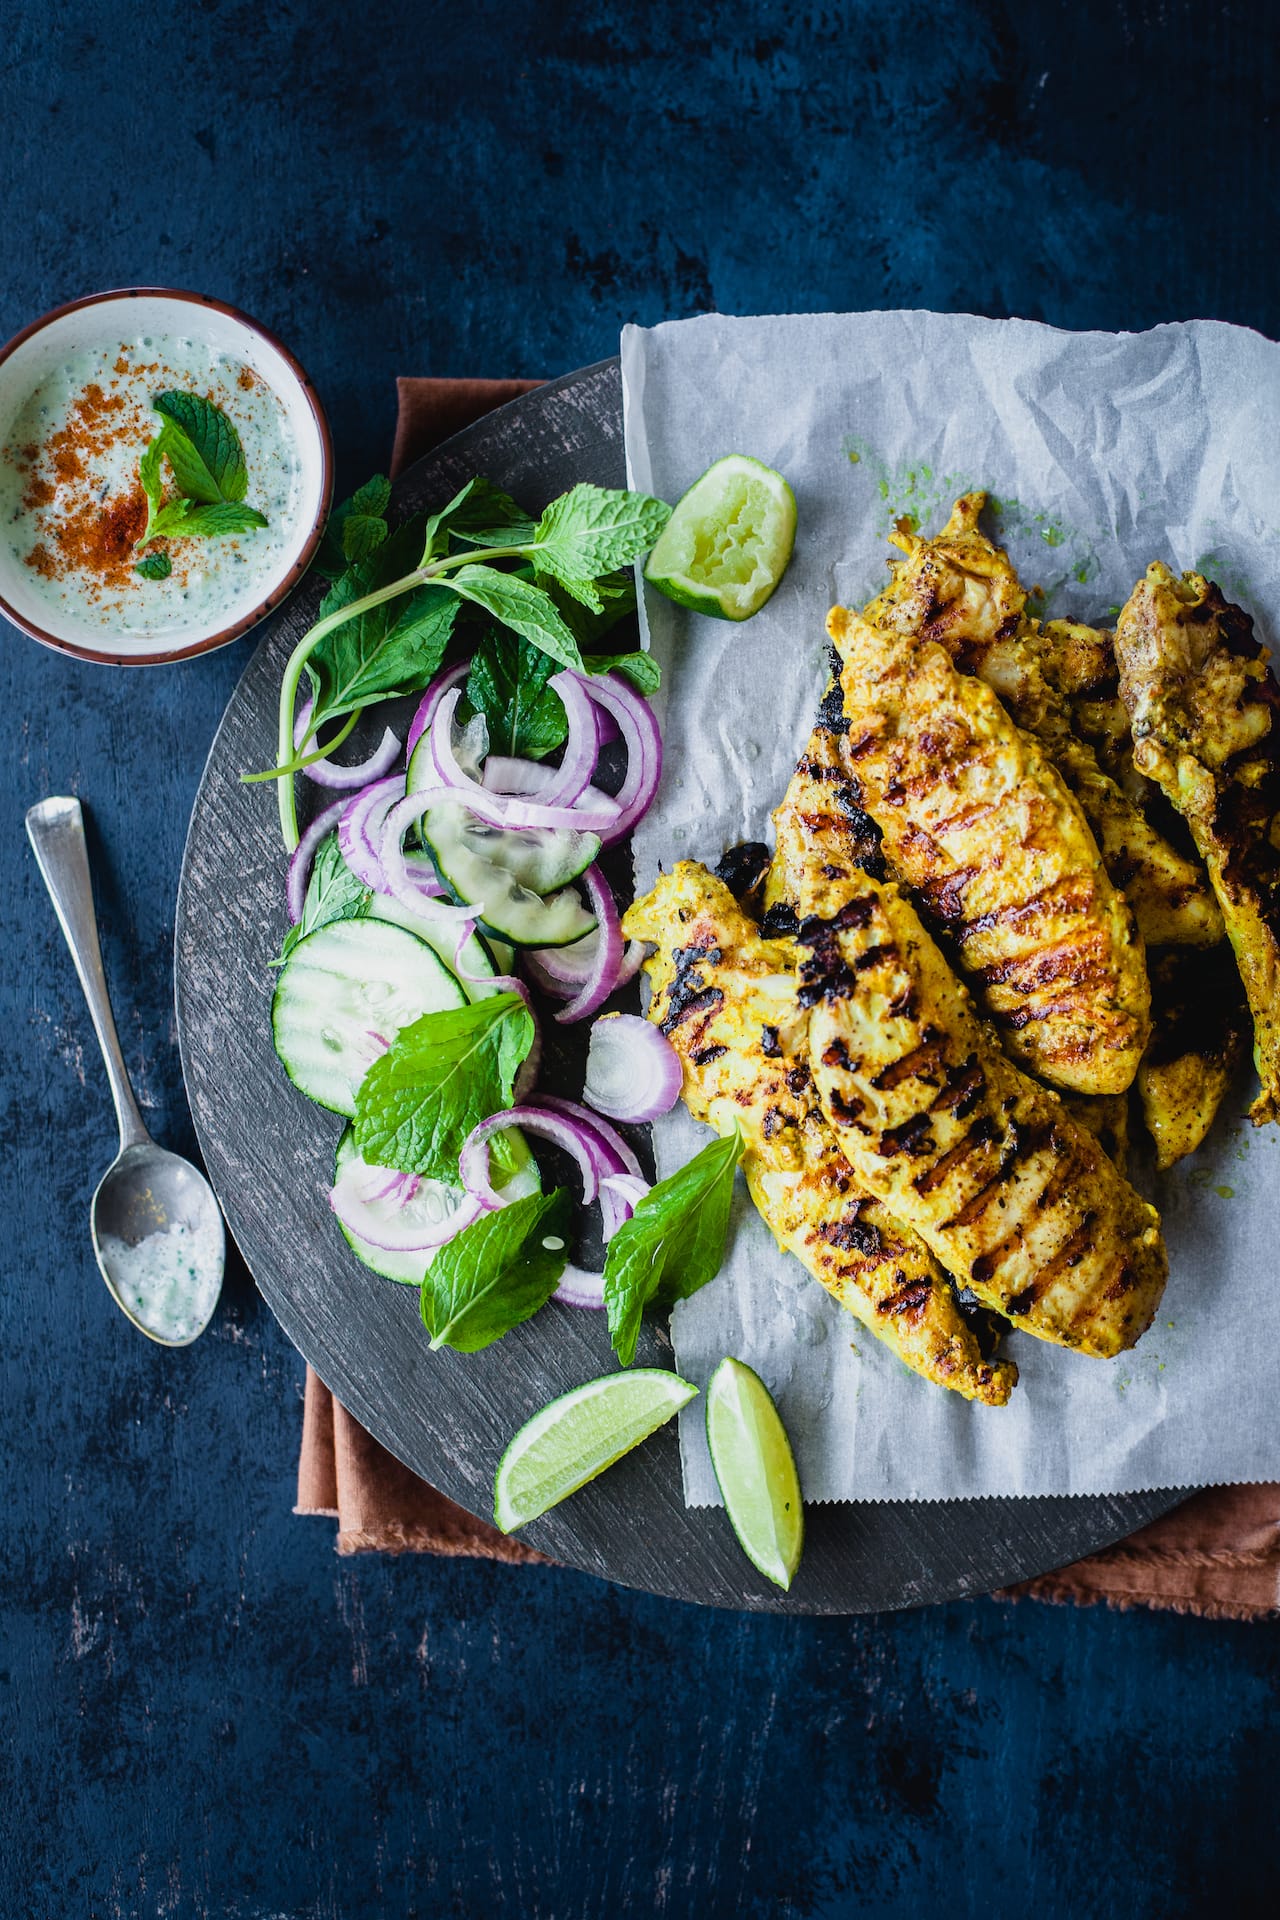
878,497,1222,949
1114,563,1280,1122
1138,947,1248,1169
791,862,1167,1356
827,603,1151,1094
623,865,1017,1405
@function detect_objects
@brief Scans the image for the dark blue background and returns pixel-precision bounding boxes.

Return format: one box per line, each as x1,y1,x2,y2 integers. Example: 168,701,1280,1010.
4,4,1277,1915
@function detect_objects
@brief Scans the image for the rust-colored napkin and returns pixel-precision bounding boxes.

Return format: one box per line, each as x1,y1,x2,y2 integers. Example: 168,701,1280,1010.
295,374,1280,1617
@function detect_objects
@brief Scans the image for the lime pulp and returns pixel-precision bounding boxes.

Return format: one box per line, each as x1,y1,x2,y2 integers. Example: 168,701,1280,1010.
643,454,797,621
493,1369,698,1532
705,1357,804,1589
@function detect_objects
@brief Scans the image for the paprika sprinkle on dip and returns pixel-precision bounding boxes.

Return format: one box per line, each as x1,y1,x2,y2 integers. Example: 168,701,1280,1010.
0,334,305,641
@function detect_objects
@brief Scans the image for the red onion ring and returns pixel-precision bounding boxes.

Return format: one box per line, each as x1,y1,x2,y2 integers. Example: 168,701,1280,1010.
330,1158,482,1253
286,794,351,923
583,1014,683,1123
459,1106,604,1211
553,1266,607,1311
294,697,402,791
553,867,622,1024
599,1171,650,1240
525,930,644,997
574,671,663,846
532,1096,644,1180
338,775,405,893
406,661,469,760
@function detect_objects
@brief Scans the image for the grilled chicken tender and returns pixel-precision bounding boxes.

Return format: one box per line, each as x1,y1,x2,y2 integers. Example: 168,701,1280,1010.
623,864,1017,1405
1114,563,1280,1122
1138,948,1248,1169
879,499,1222,950
792,863,1167,1357
827,602,1151,1094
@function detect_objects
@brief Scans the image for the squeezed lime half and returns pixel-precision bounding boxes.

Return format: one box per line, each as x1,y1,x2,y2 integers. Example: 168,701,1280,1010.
493,1369,698,1532
644,454,797,621
705,1357,804,1589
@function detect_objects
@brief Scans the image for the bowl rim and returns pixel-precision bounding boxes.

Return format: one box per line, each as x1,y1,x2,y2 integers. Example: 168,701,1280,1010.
0,285,334,667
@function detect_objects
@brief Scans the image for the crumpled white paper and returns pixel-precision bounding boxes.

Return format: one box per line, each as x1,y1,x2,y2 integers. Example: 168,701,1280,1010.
621,309,1280,1506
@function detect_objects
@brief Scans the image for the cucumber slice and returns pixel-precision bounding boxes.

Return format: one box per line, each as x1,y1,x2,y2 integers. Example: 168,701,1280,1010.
272,918,466,1116
365,891,501,1000
333,1126,540,1284
419,798,598,948
409,781,599,895
644,453,796,621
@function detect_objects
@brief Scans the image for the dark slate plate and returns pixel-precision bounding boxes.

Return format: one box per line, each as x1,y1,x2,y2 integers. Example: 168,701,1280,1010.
175,359,1185,1613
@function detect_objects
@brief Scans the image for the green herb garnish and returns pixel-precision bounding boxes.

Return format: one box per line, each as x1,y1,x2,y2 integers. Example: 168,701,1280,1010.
135,551,172,581
136,390,268,558
272,832,370,967
265,480,671,849
465,630,569,761
352,993,535,1181
602,1127,745,1367
419,1188,571,1353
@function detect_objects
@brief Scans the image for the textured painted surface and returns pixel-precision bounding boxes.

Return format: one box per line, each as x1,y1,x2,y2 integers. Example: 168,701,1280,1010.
1,2,1277,1914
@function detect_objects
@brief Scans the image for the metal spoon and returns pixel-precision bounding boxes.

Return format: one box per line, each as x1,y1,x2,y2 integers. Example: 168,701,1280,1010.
26,796,225,1347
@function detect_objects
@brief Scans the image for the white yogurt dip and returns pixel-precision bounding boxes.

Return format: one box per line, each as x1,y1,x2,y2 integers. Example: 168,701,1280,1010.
0,333,306,639
98,1217,223,1343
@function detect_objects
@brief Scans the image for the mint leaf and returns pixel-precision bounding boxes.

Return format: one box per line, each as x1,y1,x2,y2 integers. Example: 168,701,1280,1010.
353,993,535,1179
309,519,457,729
448,564,584,673
546,566,637,648
135,550,172,580
420,1188,570,1352
152,391,249,503
603,1127,744,1367
273,833,369,966
422,477,535,562
139,432,166,518
531,484,671,584
315,475,391,579
342,513,388,564
147,499,269,540
584,651,661,696
465,630,568,760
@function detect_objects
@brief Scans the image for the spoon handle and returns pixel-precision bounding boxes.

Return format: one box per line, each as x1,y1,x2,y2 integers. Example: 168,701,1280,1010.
26,797,150,1154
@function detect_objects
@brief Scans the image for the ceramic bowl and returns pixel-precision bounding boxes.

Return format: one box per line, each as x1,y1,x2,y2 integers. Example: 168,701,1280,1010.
0,288,332,664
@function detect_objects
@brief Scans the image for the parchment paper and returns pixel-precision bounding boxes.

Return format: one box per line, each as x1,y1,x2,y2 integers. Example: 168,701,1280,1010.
620,310,1280,1506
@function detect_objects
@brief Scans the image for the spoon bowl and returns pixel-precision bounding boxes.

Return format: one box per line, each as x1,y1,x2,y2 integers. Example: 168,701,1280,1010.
27,795,226,1347
92,1141,226,1348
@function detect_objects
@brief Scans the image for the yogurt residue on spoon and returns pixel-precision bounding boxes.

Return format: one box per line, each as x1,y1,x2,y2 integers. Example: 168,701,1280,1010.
97,1218,223,1344
0,335,304,638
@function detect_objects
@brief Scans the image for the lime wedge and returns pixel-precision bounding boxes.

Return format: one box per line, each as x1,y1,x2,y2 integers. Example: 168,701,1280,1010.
644,454,797,621
493,1369,698,1532
705,1357,804,1590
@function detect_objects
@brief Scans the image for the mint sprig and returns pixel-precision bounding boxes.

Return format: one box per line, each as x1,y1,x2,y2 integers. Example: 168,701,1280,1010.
419,1188,571,1353
136,391,268,558
267,476,671,849
352,993,535,1181
602,1127,745,1367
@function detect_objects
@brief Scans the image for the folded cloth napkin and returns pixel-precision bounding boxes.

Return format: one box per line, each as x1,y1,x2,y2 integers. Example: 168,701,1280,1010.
294,373,1279,1618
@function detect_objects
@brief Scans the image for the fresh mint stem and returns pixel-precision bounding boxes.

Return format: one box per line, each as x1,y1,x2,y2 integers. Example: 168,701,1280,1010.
243,707,361,785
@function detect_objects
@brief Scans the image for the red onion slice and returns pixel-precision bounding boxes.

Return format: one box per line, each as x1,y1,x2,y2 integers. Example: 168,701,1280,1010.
575,672,663,846
553,1265,607,1311
286,794,350,923
330,1158,482,1252
525,930,644,996
553,867,623,1024
599,1170,650,1241
338,775,406,893
459,1106,605,1211
406,661,470,760
533,1096,644,1180
294,696,402,791
583,1014,683,1123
